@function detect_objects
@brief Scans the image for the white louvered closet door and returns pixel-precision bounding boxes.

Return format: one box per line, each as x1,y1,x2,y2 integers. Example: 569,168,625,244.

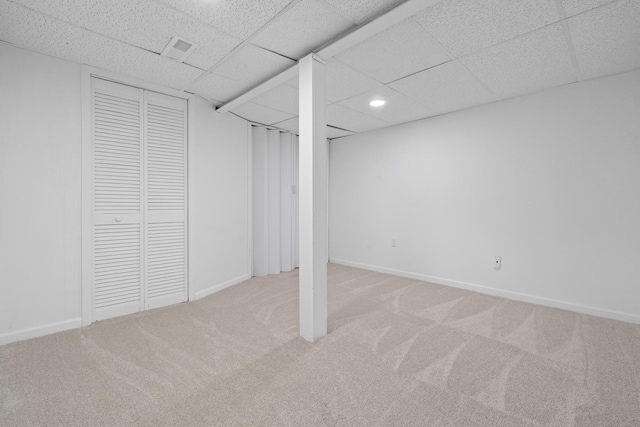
144,91,187,310
91,78,187,321
92,78,144,320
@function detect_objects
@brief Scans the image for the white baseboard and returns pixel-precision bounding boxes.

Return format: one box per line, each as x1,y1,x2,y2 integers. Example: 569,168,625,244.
195,274,250,300
330,258,640,325
0,317,82,346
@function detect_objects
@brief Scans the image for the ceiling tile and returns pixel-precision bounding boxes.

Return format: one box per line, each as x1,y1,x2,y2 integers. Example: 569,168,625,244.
251,0,355,59
327,126,354,139
273,117,300,134
337,86,436,124
388,60,496,114
76,36,204,91
285,77,299,88
326,105,390,133
213,44,295,88
0,0,202,90
461,24,577,99
336,17,451,83
414,0,560,57
561,0,616,17
155,0,292,40
323,0,406,24
0,1,72,57
252,84,299,116
326,59,383,103
188,72,250,103
8,0,241,70
569,0,640,80
231,102,294,126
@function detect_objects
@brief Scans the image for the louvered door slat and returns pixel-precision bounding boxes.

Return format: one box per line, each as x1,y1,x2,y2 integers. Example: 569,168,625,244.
146,222,185,302
144,91,187,309
92,78,143,320
94,224,141,310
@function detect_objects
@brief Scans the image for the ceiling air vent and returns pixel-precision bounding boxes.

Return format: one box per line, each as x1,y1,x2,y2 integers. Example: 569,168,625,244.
161,36,196,62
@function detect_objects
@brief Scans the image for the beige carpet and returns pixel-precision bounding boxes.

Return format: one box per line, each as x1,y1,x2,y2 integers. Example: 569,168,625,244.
1,264,639,426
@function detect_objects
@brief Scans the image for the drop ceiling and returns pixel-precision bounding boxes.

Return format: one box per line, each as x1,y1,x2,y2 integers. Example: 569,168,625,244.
1,0,639,139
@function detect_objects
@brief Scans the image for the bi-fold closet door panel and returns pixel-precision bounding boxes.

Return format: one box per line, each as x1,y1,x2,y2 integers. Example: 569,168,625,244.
92,78,144,320
91,78,187,321
144,90,187,310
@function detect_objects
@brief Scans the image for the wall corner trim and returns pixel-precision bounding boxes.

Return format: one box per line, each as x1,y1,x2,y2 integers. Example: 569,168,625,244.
330,258,640,325
0,318,83,346
195,274,251,300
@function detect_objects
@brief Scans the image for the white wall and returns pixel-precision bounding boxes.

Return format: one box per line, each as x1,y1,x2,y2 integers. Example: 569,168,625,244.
330,69,640,323
0,43,83,341
190,96,250,299
0,43,251,344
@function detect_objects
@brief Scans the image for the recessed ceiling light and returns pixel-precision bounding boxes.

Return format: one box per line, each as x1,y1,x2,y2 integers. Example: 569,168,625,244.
369,99,386,107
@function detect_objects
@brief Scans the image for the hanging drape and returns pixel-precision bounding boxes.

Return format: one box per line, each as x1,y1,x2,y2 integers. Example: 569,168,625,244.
252,126,299,277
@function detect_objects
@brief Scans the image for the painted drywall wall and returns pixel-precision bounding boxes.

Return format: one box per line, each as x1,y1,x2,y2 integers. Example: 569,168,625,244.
0,43,251,344
189,96,250,299
0,43,83,342
330,69,640,323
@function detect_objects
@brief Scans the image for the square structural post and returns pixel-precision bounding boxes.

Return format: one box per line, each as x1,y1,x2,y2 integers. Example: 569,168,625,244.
298,54,327,342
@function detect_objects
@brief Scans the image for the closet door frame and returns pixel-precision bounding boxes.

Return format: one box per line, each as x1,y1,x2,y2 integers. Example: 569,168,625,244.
81,66,195,326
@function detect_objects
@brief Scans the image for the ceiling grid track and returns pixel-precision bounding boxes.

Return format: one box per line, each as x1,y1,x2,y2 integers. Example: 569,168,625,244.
3,0,638,136
184,0,304,96
553,0,582,82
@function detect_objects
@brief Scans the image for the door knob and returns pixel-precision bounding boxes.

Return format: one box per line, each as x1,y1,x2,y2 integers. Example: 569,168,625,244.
114,216,123,223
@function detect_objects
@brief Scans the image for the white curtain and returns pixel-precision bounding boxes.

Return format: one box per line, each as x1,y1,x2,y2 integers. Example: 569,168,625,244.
252,126,299,277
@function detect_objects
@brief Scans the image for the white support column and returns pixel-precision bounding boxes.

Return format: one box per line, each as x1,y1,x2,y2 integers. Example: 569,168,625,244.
298,54,327,342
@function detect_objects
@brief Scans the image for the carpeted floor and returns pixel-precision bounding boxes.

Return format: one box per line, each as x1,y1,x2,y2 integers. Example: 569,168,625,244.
1,263,639,426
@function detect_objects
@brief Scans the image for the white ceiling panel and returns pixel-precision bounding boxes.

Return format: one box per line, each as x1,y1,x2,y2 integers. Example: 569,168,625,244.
388,60,497,114
461,24,577,99
0,1,73,58
337,86,436,124
285,77,299,88
8,0,241,70
231,102,294,126
273,117,300,134
155,0,292,40
561,0,617,17
189,72,250,103
414,0,560,57
0,0,202,90
213,44,295,88
326,59,384,103
327,126,354,139
252,84,299,116
336,17,451,83
569,0,640,80
326,104,391,133
323,0,407,24
251,0,355,60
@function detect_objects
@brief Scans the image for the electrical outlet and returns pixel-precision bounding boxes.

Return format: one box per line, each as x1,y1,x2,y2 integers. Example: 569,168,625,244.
494,256,501,270
391,238,396,248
